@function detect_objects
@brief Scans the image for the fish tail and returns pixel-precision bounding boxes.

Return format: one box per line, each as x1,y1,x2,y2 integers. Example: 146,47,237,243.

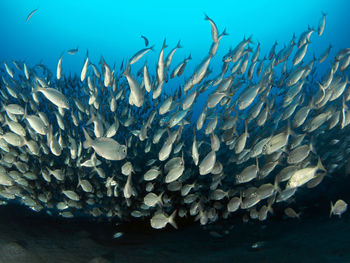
159,192,164,206
82,128,92,149
221,28,228,36
329,202,333,217
247,34,254,44
309,136,316,154
255,157,259,172
0,102,4,113
33,83,40,93
169,210,178,229
176,40,182,49
286,120,295,137
317,156,326,173
297,212,302,219
122,64,131,77
309,25,315,32
274,176,281,193
162,38,168,49
86,112,95,126
21,104,28,122
268,206,274,215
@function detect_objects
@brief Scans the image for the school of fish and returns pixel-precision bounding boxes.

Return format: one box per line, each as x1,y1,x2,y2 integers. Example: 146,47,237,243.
0,13,349,229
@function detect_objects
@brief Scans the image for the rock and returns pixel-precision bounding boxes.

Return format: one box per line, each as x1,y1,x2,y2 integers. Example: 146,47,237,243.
88,256,110,263
0,242,44,263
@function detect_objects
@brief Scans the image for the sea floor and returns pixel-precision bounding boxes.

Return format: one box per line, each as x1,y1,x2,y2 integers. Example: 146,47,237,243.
0,203,349,263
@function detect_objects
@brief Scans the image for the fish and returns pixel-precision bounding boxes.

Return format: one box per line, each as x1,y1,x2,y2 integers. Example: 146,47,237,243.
199,150,216,175
165,41,182,69
236,159,259,184
318,12,327,36
57,53,63,80
4,62,14,78
113,232,124,239
144,192,163,207
286,157,326,189
287,142,314,164
156,39,168,84
170,54,191,79
67,47,79,55
129,46,154,65
284,207,301,219
35,86,70,109
319,44,332,64
123,65,144,107
80,51,89,82
150,210,177,229
330,200,348,218
26,8,38,21
204,14,219,43
83,128,127,161
62,190,80,201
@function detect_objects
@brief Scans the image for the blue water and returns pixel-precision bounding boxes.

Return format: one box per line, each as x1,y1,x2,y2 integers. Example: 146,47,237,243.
1,2,350,262
1,0,349,77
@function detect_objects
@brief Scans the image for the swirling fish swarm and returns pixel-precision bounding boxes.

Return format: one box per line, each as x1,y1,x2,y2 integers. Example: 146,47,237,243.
0,13,349,229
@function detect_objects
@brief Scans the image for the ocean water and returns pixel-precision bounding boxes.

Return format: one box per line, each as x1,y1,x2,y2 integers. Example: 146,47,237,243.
0,1,350,262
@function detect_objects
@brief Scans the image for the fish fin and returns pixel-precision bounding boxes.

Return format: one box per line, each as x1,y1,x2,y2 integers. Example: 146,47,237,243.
329,201,333,218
